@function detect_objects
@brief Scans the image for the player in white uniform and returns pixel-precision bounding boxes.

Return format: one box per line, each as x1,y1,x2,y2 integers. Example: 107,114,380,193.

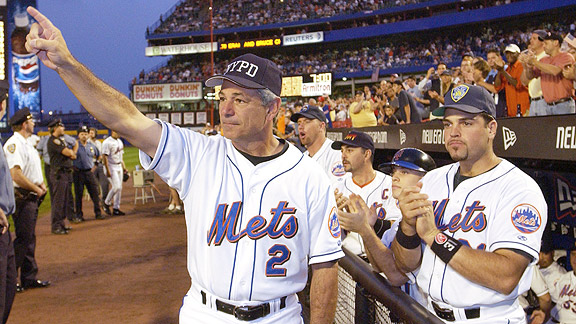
25,12,343,323
539,244,568,324
290,105,345,184
331,130,401,256
392,85,547,323
552,246,576,324
101,130,126,216
518,265,551,324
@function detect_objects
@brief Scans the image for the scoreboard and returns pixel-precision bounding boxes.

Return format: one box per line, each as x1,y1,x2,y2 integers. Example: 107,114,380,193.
281,72,332,97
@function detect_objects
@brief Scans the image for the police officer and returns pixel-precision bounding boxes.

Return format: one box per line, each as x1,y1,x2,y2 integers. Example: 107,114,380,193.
3,107,50,292
47,119,77,234
0,80,17,322
73,126,103,221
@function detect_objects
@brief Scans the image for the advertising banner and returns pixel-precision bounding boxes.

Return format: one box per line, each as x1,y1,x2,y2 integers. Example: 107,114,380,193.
133,82,202,102
145,42,217,56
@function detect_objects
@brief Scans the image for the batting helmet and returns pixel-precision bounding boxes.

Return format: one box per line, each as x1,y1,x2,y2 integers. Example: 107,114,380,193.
378,148,436,174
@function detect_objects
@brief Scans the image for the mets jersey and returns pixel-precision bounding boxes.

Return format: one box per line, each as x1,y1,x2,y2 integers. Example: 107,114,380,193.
333,171,400,255
417,159,547,309
101,136,124,165
305,138,345,184
139,121,344,303
553,271,576,323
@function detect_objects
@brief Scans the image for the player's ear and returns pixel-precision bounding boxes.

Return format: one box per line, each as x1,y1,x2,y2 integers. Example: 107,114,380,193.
487,119,497,139
265,98,281,122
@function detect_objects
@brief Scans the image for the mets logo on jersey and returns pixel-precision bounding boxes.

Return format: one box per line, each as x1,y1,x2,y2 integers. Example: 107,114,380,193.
511,204,542,234
328,207,341,238
451,85,470,102
331,161,346,177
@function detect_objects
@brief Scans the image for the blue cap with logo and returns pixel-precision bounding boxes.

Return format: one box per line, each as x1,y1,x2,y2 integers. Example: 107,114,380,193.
205,53,283,97
331,130,375,153
432,84,496,117
290,105,326,123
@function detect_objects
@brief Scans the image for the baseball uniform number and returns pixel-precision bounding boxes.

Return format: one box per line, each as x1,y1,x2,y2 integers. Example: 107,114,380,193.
266,244,291,277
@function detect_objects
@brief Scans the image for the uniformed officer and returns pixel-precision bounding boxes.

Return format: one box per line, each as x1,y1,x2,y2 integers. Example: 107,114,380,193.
47,119,77,234
3,107,50,292
0,80,17,322
88,127,109,206
73,126,103,221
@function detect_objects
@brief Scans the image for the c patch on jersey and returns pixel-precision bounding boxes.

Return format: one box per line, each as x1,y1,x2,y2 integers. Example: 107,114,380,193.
328,207,341,238
331,161,346,177
6,144,15,154
511,204,542,234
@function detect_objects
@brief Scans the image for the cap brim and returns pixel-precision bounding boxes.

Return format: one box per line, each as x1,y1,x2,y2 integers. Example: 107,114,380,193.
331,141,344,150
205,75,266,90
433,104,486,117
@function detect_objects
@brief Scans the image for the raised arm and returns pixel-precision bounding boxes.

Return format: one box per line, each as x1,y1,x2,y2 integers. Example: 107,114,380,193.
25,7,161,157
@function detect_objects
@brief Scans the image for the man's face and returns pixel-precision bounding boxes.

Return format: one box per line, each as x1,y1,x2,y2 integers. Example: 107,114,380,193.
340,145,366,173
78,132,88,143
460,60,472,72
89,129,96,139
218,80,274,142
384,106,393,116
486,52,499,68
543,39,558,55
529,33,544,51
355,92,364,102
538,251,554,268
54,125,65,137
297,117,323,148
111,130,119,139
406,78,416,88
23,118,35,135
437,64,447,75
443,109,495,163
390,166,425,199
440,74,452,84
505,51,519,64
0,98,6,120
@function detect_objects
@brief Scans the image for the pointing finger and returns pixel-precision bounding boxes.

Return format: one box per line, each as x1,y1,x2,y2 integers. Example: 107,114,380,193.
27,6,56,31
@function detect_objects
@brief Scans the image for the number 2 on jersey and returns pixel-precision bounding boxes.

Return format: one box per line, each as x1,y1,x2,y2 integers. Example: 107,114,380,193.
266,244,291,277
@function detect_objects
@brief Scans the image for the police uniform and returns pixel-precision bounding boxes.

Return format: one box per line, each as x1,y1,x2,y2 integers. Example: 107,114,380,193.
73,126,102,220
3,108,50,290
47,119,74,233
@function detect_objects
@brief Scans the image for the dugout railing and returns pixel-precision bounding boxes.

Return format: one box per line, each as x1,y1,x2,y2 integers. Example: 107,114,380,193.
336,247,443,324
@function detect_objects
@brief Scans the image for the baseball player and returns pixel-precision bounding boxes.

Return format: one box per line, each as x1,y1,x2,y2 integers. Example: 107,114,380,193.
331,130,401,256
518,265,551,324
551,245,576,324
290,106,345,183
392,84,547,323
538,244,567,323
26,8,343,324
101,130,126,216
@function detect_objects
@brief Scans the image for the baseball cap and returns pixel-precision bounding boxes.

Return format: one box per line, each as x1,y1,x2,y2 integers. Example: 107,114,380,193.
205,53,282,97
378,148,436,175
431,84,496,118
545,32,564,44
533,29,548,41
77,125,89,134
564,33,576,49
331,130,375,153
9,107,33,126
504,44,521,53
290,105,326,123
47,118,64,128
440,70,452,76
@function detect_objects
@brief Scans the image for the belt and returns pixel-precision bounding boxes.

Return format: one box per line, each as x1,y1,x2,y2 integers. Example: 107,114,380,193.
530,96,543,101
200,290,286,321
432,301,480,321
547,97,573,105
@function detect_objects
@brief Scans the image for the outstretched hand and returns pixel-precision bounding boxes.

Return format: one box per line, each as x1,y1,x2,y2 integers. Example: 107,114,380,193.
25,6,74,71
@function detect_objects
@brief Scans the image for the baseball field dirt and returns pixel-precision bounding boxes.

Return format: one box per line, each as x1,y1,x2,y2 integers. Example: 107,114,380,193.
8,175,190,324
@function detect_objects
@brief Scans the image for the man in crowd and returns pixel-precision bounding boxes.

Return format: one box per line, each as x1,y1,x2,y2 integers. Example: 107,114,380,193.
47,119,77,234
522,32,575,115
418,62,447,113
495,44,530,117
291,106,345,183
350,90,377,127
405,76,427,117
519,30,549,116
392,85,547,322
102,130,126,216
392,80,421,123
0,80,17,322
485,48,508,117
3,107,50,292
73,126,103,221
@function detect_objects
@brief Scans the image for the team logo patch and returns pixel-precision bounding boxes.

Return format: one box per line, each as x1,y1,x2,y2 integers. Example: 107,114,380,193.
328,208,341,238
511,204,542,234
435,232,448,244
331,161,346,177
6,144,15,154
451,85,470,102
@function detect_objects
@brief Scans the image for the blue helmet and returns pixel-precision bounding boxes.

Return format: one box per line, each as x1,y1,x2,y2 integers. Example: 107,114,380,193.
379,148,436,174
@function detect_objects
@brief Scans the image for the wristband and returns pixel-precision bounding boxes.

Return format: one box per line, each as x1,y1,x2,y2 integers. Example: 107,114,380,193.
431,232,462,264
396,223,421,249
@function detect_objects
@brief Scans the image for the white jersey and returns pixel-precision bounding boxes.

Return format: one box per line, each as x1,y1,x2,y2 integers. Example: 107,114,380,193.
519,265,549,310
3,132,43,187
553,271,576,324
101,136,124,165
333,171,400,255
417,159,547,314
305,138,345,184
139,121,343,305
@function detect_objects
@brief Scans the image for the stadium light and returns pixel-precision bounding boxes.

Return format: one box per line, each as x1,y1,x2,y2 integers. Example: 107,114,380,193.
342,77,347,81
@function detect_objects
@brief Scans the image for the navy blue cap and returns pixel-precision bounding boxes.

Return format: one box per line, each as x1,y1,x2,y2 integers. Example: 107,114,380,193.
205,53,283,97
9,107,32,126
47,118,64,128
290,105,326,123
379,148,436,175
331,130,375,153
77,125,89,134
432,84,496,117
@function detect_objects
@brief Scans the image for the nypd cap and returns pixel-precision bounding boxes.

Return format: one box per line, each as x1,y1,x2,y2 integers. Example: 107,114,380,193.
9,107,33,126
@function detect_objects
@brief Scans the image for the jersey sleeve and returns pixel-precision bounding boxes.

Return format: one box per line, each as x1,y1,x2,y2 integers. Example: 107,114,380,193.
308,172,344,265
101,140,111,156
531,266,549,297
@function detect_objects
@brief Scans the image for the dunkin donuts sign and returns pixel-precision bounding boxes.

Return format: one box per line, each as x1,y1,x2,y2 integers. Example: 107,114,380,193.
133,82,202,102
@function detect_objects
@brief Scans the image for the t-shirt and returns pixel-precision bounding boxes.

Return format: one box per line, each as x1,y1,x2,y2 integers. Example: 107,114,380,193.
533,52,575,103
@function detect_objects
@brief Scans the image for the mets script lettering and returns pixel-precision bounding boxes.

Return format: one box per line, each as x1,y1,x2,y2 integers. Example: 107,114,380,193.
207,201,298,246
433,199,487,249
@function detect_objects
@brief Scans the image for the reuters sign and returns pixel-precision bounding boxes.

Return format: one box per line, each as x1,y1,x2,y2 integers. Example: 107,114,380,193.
133,82,202,102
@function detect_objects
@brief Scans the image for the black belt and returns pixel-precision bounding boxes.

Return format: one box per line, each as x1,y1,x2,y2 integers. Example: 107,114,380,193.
547,97,573,105
432,301,480,321
530,96,543,101
77,168,92,172
201,291,286,321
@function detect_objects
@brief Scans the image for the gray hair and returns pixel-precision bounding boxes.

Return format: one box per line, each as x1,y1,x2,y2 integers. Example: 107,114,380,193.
257,88,280,107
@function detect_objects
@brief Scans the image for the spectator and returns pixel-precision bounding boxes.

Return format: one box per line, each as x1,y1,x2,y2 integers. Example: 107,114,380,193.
349,90,377,127
472,58,495,93
495,44,530,117
520,30,549,116
523,32,576,115
418,62,447,114
379,105,399,125
486,48,508,117
459,57,475,85
405,76,427,117
392,80,421,123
